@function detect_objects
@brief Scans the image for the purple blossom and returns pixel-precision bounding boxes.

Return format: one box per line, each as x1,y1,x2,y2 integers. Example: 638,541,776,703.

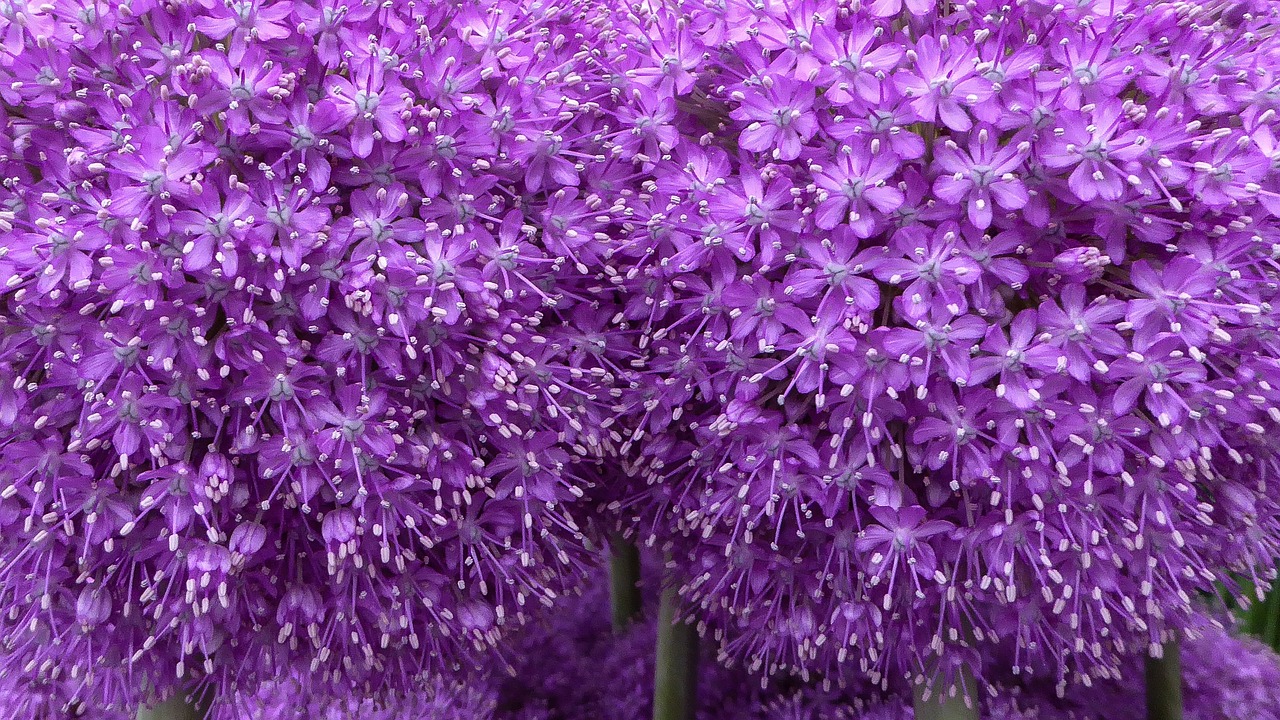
932,128,1029,229
6,0,1280,713
323,58,409,158
1042,105,1150,202
813,145,904,233
733,77,819,161
896,35,995,132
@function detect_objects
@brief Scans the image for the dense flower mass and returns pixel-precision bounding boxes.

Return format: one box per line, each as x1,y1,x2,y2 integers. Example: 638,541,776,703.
590,0,1280,694
211,676,502,720
16,572,1277,720
0,0,640,711
6,0,1280,712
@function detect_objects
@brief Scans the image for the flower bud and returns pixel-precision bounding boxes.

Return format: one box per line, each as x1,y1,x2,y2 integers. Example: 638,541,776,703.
188,542,232,575
456,602,496,632
322,508,358,545
230,521,268,557
1052,247,1111,282
76,588,111,629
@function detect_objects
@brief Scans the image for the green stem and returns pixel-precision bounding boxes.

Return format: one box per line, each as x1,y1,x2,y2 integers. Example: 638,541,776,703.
1242,590,1267,638
1145,641,1183,720
609,533,643,633
652,583,698,720
136,685,211,720
1261,586,1280,651
912,661,980,720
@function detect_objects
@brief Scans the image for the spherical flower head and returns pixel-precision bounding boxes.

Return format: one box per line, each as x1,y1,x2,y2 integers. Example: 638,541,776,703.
0,0,645,711
589,0,1280,695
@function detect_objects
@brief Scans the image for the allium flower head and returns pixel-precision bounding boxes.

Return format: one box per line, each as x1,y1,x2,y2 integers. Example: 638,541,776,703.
0,0,640,711
589,0,1280,696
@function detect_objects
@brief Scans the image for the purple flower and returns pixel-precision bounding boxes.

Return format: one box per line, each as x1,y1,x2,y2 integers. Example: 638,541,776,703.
870,0,935,18
811,26,904,104
195,45,291,134
7,0,1280,711
932,127,1029,229
1051,247,1111,283
193,0,293,49
323,57,409,158
813,145,904,232
896,35,994,132
873,225,982,317
169,187,258,275
1042,104,1149,202
856,506,952,592
786,226,884,317
733,77,819,161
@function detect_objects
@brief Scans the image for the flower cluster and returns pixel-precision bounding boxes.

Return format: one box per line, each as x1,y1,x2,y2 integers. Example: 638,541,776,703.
0,0,639,710
592,0,1280,692
10,567,1280,720
6,0,1280,710
1,670,502,720
210,676,503,720
261,577,1280,720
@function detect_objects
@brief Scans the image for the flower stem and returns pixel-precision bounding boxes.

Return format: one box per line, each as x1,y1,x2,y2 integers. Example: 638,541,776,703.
1145,641,1183,720
912,662,980,720
652,583,698,720
1261,586,1280,650
610,533,643,633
